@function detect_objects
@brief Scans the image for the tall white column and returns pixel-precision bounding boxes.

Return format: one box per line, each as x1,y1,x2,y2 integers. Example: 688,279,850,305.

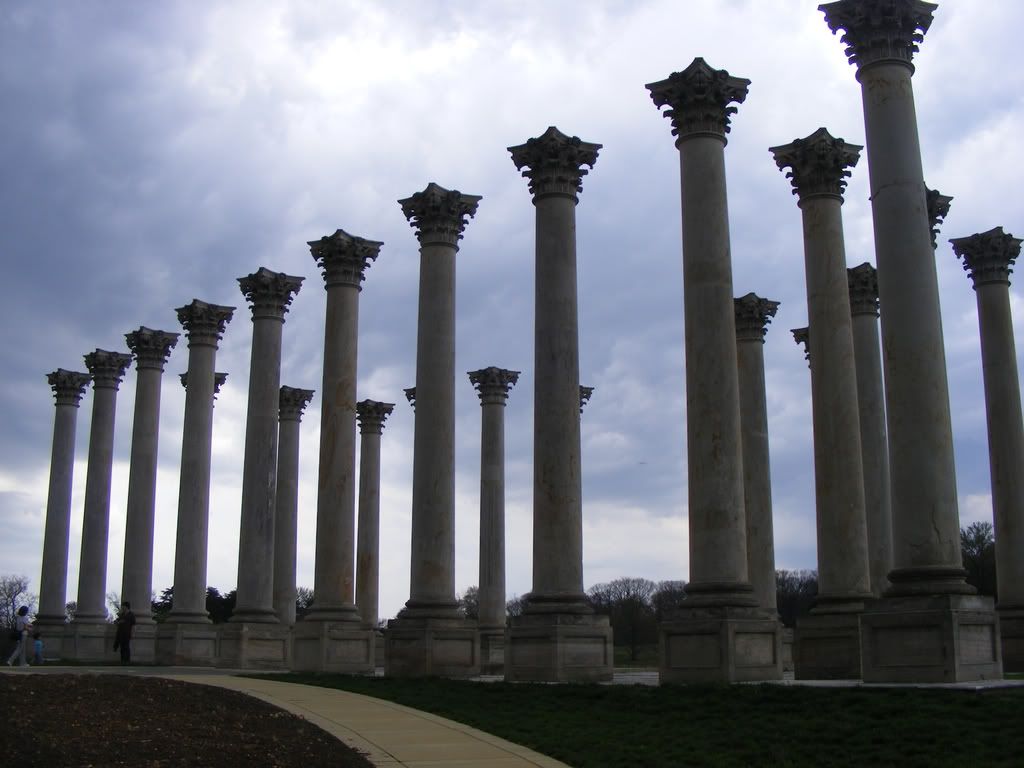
386,183,481,678
822,0,1001,682
354,399,394,630
232,267,303,624
74,349,132,624
951,226,1024,672
649,59,781,683
734,293,780,616
120,328,178,625
167,300,235,624
36,369,91,629
848,263,893,597
273,386,314,626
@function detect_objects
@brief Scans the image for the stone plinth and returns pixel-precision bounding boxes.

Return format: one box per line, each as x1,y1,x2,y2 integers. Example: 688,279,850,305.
999,611,1024,673
64,622,119,664
506,613,612,683
385,618,480,678
291,621,375,672
479,631,505,675
794,611,863,680
217,622,290,670
660,608,783,684
155,622,219,666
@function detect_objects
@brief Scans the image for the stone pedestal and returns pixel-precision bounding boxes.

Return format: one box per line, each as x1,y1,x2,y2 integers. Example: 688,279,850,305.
860,594,1002,682
155,622,219,666
999,610,1024,673
794,611,863,680
291,621,377,673
64,622,118,663
126,623,157,665
217,622,290,670
660,608,783,684
479,630,505,675
385,617,480,678
506,613,612,683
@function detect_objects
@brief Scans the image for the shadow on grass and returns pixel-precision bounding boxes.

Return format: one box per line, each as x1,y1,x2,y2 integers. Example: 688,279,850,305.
254,673,1024,768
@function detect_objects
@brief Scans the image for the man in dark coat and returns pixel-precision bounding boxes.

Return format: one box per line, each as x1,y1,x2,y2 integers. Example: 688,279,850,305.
113,601,136,665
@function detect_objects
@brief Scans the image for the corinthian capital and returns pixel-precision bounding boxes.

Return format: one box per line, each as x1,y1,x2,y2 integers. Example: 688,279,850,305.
125,327,179,371
175,299,235,348
238,267,304,321
399,183,481,248
468,367,520,406
646,58,750,143
792,327,811,366
180,371,228,397
279,386,315,421
47,369,91,407
356,399,395,434
950,227,1022,289
579,386,594,414
403,387,416,409
734,293,781,343
770,128,861,202
308,229,382,290
820,0,937,71
83,349,132,390
508,126,601,201
926,187,953,250
847,263,880,316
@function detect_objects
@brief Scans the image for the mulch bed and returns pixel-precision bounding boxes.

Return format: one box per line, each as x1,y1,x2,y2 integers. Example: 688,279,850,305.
0,674,375,767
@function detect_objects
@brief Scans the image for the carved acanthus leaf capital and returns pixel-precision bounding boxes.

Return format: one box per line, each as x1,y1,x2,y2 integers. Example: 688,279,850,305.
820,0,936,72
734,293,781,342
279,386,315,421
399,183,481,248
175,299,235,348
356,399,395,434
468,367,520,405
180,371,228,398
770,128,861,202
125,327,179,371
847,263,880,316
646,58,750,143
308,229,382,290
579,386,594,414
791,327,811,367
508,126,601,201
83,349,132,390
47,369,91,407
404,387,416,409
238,267,304,320
926,187,953,250
950,226,1022,288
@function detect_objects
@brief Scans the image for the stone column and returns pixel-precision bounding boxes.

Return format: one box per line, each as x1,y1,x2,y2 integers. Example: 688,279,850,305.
771,128,872,679
354,399,394,631
469,367,519,675
74,350,133,623
847,263,893,597
734,293,781,617
273,386,314,627
120,328,178,630
951,226,1024,672
36,370,91,638
164,300,234,634
822,0,1000,682
505,127,613,683
648,59,780,683
386,182,481,679
293,229,379,673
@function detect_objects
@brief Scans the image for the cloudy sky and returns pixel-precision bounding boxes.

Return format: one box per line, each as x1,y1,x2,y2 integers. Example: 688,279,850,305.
1,1,1022,622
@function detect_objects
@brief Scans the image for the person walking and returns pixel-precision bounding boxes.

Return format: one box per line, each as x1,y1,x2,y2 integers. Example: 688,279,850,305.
6,606,31,666
113,601,136,665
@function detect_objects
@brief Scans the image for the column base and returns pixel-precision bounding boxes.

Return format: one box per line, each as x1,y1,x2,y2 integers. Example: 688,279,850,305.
659,606,783,684
291,620,375,673
155,622,219,666
794,611,863,680
385,615,480,678
216,622,290,670
999,608,1024,673
32,618,69,659
479,627,506,675
506,612,613,682
860,593,1002,682
64,621,117,663
126,624,156,665
781,627,795,674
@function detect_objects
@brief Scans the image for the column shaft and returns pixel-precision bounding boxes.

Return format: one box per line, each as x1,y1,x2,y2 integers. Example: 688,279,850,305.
272,390,312,627
355,430,382,627
479,399,507,628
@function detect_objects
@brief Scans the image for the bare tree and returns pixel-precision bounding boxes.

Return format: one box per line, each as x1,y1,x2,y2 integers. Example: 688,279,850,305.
506,594,527,618
0,575,36,630
458,586,479,620
295,586,315,619
587,577,658,663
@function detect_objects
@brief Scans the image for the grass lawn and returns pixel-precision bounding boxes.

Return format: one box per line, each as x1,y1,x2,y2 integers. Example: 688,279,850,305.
261,673,1024,767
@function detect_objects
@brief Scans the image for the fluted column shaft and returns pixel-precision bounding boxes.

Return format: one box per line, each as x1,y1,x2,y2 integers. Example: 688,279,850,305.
308,229,380,621
169,301,234,623
355,400,393,629
735,296,780,614
37,370,91,625
121,329,178,624
76,350,132,622
233,268,303,623
849,264,893,596
273,386,314,626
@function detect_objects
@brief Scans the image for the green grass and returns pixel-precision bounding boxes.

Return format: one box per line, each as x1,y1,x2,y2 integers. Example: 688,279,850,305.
258,673,1024,767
